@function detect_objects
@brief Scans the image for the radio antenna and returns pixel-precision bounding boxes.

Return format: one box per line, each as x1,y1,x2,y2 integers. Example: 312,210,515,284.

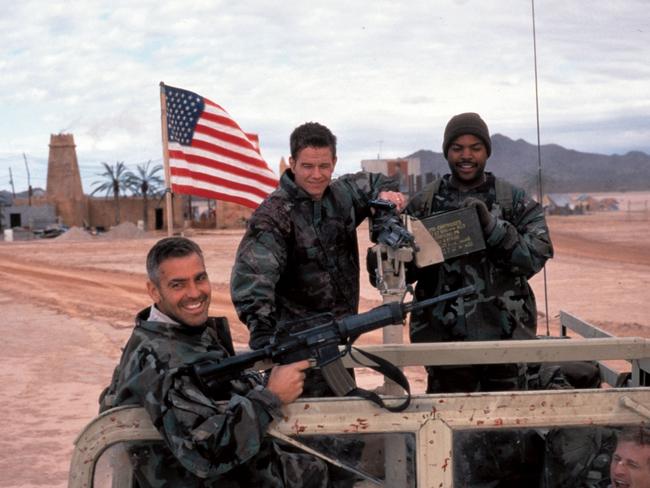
531,0,551,336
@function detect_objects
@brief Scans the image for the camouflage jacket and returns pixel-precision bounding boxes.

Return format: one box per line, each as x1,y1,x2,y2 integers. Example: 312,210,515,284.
406,173,553,343
99,308,327,487
231,169,397,350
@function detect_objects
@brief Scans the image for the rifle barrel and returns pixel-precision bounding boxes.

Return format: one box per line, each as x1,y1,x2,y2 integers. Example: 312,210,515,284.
338,286,474,338
404,285,475,314
337,302,404,337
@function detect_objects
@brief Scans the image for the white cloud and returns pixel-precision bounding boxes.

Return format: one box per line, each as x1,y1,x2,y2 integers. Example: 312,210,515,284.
0,0,649,191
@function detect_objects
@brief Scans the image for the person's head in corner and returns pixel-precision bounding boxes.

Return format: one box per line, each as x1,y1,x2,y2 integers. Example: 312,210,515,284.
610,426,650,488
442,112,491,189
146,237,211,326
289,122,337,200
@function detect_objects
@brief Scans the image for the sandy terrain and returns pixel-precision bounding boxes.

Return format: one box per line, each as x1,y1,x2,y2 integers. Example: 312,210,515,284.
0,197,649,487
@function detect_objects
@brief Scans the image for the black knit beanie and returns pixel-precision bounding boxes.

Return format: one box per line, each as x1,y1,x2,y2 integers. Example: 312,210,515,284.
442,112,491,158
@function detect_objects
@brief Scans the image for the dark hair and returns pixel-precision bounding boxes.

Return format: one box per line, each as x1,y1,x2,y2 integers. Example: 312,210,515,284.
289,122,337,160
146,237,204,284
617,426,650,446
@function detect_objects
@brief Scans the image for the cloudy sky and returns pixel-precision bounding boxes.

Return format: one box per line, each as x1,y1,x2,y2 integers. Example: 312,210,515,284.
1,0,649,193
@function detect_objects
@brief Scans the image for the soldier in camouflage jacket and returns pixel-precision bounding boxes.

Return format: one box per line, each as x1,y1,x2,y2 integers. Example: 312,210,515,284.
231,122,403,398
100,237,327,487
406,113,554,393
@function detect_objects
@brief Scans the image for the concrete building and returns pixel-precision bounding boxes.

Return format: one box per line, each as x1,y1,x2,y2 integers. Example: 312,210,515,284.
1,204,56,230
361,157,421,194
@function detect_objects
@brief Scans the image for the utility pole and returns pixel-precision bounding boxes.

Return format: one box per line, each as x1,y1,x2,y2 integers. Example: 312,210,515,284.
377,140,383,159
9,167,16,198
23,152,33,206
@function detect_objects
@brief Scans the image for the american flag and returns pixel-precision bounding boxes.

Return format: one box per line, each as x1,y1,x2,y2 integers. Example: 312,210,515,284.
162,84,278,209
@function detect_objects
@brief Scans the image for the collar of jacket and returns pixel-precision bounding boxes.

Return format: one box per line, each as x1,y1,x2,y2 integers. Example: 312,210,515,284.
280,169,332,201
135,306,209,336
445,171,495,192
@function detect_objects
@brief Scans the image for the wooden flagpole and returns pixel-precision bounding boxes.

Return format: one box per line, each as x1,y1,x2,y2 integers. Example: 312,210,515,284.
159,82,174,237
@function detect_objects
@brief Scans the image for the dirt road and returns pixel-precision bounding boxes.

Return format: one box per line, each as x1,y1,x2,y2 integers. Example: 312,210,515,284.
0,209,649,487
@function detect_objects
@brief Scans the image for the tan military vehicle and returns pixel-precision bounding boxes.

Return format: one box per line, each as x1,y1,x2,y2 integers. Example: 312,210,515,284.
68,319,650,487
68,219,650,487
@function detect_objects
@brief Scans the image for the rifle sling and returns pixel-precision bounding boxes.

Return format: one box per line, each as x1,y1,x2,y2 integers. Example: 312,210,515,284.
347,347,411,412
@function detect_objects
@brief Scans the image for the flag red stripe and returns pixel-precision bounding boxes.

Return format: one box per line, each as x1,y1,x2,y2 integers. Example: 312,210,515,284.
203,98,226,112
192,126,268,169
170,167,272,200
200,110,242,132
171,184,260,209
168,149,278,188
199,113,262,154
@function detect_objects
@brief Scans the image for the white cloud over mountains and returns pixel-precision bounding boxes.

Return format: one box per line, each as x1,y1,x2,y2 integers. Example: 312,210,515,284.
1,0,649,191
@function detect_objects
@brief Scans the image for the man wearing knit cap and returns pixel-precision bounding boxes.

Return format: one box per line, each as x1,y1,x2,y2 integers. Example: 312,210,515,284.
405,112,554,394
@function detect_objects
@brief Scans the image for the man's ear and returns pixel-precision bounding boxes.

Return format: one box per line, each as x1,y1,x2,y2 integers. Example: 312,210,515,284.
289,157,296,170
146,280,161,303
332,156,337,168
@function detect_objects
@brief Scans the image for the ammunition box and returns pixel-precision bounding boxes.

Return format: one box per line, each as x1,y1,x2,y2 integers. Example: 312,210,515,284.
419,207,486,260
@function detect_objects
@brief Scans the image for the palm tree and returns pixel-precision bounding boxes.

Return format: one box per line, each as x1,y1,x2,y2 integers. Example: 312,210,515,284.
125,161,164,229
91,161,130,225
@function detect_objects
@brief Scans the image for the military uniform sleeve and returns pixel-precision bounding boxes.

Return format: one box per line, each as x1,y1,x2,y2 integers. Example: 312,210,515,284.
405,189,429,219
230,203,289,349
128,345,283,479
484,188,553,277
336,171,399,223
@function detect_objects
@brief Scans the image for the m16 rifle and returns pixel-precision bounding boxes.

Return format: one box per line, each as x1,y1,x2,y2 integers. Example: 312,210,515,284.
193,285,474,412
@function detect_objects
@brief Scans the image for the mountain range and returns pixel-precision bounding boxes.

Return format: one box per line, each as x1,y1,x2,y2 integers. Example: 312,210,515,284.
407,134,650,193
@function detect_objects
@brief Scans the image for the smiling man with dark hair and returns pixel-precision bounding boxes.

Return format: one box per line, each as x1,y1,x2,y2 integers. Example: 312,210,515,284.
406,112,554,394
231,121,405,399
100,237,327,487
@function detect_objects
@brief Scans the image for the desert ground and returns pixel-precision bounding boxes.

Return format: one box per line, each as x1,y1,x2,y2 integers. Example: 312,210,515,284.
0,192,649,487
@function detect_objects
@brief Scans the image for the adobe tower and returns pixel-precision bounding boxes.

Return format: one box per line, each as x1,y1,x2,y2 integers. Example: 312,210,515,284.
46,133,87,226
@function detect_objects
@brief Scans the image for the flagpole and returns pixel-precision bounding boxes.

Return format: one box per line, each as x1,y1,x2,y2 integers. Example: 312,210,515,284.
159,81,174,237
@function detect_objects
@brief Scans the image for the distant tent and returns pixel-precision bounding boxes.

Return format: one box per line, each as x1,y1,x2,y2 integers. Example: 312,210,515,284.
546,194,575,215
598,198,619,211
574,194,598,211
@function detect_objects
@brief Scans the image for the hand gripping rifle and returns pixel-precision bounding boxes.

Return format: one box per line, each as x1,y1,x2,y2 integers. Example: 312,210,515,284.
193,285,474,412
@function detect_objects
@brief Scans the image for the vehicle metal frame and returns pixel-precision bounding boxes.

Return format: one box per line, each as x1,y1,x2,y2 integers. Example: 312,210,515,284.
68,313,650,487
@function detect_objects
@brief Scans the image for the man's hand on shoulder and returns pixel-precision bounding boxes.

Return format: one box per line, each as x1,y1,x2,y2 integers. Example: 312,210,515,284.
266,359,310,404
378,190,407,212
